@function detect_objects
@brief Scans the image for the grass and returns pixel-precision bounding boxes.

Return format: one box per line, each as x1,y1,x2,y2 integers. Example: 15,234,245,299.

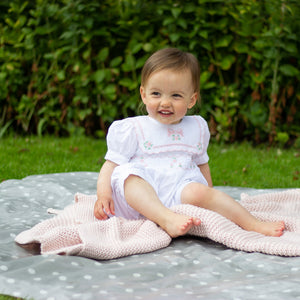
0,295,26,300
0,136,299,188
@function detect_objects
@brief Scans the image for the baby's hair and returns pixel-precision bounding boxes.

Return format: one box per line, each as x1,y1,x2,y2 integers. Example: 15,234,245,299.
141,48,200,96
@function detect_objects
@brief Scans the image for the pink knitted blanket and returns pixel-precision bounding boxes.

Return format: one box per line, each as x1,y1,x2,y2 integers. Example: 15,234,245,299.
15,189,300,259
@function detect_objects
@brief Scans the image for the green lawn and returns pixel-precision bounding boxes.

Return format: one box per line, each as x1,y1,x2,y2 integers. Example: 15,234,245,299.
0,136,299,188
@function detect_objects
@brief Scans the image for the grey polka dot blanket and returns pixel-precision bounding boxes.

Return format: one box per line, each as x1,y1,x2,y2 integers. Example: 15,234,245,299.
15,189,300,259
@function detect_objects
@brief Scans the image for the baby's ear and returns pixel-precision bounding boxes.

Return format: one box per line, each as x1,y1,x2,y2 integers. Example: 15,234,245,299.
188,93,198,109
140,86,146,103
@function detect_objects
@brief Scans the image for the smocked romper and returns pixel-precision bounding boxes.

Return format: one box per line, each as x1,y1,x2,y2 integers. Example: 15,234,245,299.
105,115,210,220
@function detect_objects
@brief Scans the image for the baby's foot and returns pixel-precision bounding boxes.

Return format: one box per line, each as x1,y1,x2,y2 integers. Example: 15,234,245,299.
163,213,201,238
253,221,285,237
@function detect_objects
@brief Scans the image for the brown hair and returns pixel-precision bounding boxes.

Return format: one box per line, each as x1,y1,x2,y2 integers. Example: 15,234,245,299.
141,48,200,96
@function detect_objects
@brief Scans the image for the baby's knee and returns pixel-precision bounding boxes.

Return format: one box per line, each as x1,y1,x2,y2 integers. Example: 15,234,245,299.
181,183,211,205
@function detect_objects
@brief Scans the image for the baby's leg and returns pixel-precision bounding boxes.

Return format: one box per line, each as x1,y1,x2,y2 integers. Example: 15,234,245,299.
124,175,200,238
181,183,284,237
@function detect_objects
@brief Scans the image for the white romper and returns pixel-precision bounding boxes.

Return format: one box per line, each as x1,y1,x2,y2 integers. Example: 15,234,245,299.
105,115,210,220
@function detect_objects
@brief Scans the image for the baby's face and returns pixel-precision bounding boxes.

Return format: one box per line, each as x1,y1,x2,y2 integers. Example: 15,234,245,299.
140,69,197,125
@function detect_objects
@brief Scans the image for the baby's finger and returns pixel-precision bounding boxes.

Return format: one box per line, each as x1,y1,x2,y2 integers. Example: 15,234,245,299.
109,201,115,215
94,202,108,220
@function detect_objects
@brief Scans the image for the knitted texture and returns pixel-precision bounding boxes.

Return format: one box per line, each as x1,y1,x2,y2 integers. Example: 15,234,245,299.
15,189,300,259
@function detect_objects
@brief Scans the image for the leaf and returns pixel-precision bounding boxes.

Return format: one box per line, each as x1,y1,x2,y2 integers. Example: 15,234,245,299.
110,56,123,67
233,42,249,53
220,55,235,70
57,70,65,81
131,43,143,54
177,18,187,29
98,47,109,62
119,78,138,90
93,69,106,83
169,33,180,42
215,35,233,48
37,118,47,137
279,64,299,77
200,71,212,85
199,30,208,39
142,43,153,52
171,7,181,19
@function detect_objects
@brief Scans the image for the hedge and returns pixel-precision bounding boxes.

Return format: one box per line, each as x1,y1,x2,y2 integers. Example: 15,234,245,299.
0,0,299,145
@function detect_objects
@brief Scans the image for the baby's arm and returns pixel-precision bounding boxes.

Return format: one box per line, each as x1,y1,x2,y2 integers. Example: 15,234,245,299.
198,163,213,187
94,160,119,220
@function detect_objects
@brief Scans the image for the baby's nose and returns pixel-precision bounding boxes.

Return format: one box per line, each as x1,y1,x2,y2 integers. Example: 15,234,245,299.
161,96,171,107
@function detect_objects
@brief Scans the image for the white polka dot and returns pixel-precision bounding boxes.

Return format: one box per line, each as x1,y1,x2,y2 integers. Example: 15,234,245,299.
171,261,178,266
59,276,67,281
34,277,41,281
133,273,141,278
99,290,108,294
71,262,79,266
52,271,59,276
0,265,8,271
257,264,264,268
125,288,134,293
157,273,164,278
291,267,299,272
200,282,207,286
193,260,200,265
28,268,36,274
150,288,159,292
7,278,15,284
72,294,82,298
66,285,74,289
84,275,92,280
109,275,116,279
40,290,47,295
175,284,183,289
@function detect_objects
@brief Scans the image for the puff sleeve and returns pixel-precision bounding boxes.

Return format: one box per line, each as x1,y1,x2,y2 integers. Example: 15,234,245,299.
193,117,210,166
104,119,138,165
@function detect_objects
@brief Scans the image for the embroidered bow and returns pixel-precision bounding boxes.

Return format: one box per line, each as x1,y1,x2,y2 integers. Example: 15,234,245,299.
168,128,184,137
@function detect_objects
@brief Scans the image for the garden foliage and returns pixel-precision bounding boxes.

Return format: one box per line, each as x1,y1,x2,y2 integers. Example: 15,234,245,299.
0,0,299,144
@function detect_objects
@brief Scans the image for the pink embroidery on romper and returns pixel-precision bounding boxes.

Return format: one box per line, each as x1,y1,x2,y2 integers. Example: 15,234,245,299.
144,141,153,150
168,128,184,141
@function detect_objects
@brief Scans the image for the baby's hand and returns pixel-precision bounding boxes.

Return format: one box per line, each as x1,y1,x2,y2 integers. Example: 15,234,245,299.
94,195,115,220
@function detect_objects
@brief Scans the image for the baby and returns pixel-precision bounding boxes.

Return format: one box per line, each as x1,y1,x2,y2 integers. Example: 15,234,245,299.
94,48,285,238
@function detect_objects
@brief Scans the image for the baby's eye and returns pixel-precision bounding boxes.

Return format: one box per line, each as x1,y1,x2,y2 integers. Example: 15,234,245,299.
173,94,182,98
151,92,160,96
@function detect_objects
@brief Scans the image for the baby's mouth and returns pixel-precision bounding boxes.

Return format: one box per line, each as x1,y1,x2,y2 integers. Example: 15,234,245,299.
159,110,173,115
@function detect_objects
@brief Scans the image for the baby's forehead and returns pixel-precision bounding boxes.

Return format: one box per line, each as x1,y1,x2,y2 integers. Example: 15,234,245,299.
149,67,192,79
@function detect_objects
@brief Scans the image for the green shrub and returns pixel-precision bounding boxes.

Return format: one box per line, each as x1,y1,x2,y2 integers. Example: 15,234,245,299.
0,0,299,145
